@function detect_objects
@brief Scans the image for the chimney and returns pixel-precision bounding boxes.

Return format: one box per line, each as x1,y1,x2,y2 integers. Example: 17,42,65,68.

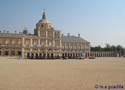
61,34,64,37
7,31,9,33
78,33,80,37
67,33,70,36
3,30,5,33
15,30,17,34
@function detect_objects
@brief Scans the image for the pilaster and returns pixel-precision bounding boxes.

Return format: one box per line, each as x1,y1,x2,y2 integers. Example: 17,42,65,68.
22,37,25,47
30,38,33,47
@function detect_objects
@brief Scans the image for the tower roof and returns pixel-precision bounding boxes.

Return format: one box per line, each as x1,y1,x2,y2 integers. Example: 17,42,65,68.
40,10,50,24
42,9,46,20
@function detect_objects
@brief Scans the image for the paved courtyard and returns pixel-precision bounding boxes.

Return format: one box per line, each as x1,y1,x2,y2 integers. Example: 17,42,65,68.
0,57,125,90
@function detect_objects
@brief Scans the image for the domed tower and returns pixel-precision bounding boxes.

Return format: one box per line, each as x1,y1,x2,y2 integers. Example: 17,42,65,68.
34,10,54,37
34,10,62,59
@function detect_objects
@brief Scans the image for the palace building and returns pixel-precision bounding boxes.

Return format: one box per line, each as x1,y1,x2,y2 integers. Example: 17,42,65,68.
0,11,90,59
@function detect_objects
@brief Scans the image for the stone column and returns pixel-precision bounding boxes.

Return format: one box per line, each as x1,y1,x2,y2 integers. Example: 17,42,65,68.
46,30,48,38
22,37,25,47
33,53,36,59
45,52,47,59
45,40,48,47
8,49,11,56
53,31,55,47
38,39,40,52
45,31,48,47
60,40,62,57
38,30,40,37
53,31,55,38
30,48,32,53
30,38,33,58
53,40,55,47
30,38,33,47
22,48,24,59
22,37,25,58
84,43,86,50
60,40,62,48
38,39,40,47
15,49,18,56
1,48,4,56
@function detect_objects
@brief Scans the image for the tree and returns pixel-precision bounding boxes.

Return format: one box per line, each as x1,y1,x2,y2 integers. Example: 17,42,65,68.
104,44,111,51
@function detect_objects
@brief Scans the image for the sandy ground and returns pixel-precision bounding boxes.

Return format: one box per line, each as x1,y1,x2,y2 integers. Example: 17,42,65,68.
0,57,125,90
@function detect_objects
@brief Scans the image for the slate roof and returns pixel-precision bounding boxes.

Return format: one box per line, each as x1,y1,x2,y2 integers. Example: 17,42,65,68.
61,35,89,43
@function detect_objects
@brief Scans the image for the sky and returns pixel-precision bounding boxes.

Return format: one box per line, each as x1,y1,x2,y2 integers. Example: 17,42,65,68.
0,0,125,47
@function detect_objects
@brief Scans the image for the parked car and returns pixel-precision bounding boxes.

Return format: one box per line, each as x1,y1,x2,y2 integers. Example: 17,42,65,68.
79,56,85,59
62,57,68,59
89,56,95,59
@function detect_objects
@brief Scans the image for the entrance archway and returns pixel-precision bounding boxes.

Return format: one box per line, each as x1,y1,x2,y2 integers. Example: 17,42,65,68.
51,53,53,59
27,53,30,59
31,53,34,59
39,53,42,59
43,53,45,59
5,51,8,56
36,53,38,59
